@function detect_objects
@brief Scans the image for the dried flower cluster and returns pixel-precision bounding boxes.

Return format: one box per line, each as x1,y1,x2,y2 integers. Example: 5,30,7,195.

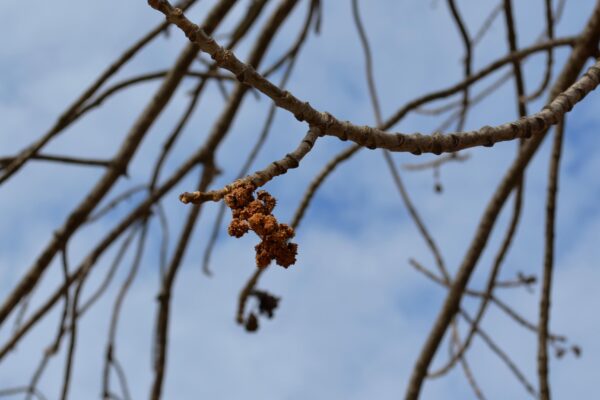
224,181,297,268
244,290,280,332
252,290,280,319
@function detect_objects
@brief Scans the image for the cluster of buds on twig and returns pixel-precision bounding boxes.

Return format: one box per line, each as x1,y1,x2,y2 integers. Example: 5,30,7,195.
224,181,297,268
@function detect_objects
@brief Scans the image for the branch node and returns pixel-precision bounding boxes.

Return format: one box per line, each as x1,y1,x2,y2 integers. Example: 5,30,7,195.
431,132,443,154
520,118,533,139
365,127,377,150
480,126,495,147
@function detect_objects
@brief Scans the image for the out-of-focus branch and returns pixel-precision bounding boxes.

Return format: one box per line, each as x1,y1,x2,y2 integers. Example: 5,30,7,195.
102,222,149,400
0,154,112,169
402,153,470,171
75,70,236,118
151,164,215,400
538,118,565,400
0,0,238,326
525,0,558,102
446,0,473,131
0,0,199,186
405,4,600,396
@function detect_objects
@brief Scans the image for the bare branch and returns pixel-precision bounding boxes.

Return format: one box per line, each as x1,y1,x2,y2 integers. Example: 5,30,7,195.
149,1,596,156
180,128,319,204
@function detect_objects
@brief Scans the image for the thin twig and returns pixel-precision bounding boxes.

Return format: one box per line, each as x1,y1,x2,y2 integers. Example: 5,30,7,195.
402,153,470,171
538,118,565,400
0,387,48,400
151,164,215,400
102,222,149,399
87,185,148,224
78,225,140,316
525,0,558,101
180,128,319,204
75,70,235,118
0,154,111,169
446,0,473,131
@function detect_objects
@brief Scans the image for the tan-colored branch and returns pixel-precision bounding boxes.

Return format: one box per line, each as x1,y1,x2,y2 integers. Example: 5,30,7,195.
149,0,599,155
180,128,319,204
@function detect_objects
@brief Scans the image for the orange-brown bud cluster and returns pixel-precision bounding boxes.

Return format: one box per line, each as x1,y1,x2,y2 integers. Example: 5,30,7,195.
224,181,297,268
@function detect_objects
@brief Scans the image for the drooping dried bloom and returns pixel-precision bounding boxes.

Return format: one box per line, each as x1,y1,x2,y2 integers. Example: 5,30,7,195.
224,181,297,269
252,290,280,319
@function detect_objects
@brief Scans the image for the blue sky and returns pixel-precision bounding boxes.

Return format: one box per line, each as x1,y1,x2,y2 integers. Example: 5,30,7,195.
1,0,600,399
